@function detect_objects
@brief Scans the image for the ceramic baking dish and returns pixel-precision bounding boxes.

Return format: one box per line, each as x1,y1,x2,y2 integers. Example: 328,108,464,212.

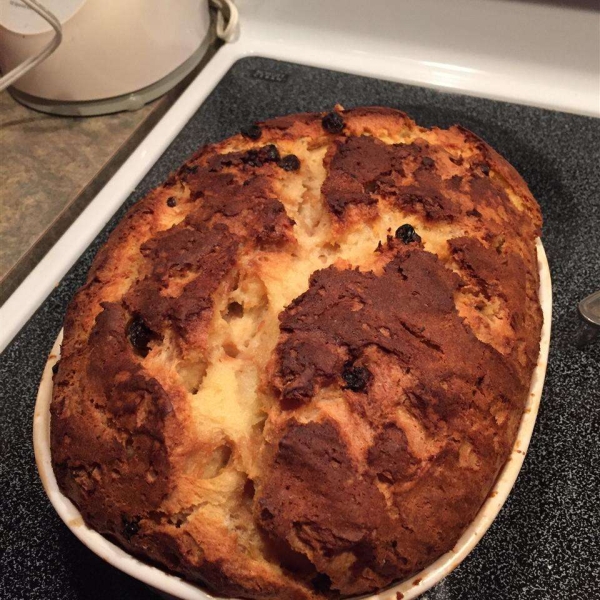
33,240,552,600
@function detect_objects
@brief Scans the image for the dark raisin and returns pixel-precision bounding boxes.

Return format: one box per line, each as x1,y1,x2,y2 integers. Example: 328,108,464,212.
449,156,464,165
262,144,280,162
279,154,301,171
321,111,344,134
395,224,421,244
243,145,280,167
122,515,141,540
480,163,490,175
421,156,435,168
311,573,332,592
240,124,262,140
166,196,177,207
51,361,59,376
364,180,378,193
127,316,155,357
243,149,261,167
342,364,371,392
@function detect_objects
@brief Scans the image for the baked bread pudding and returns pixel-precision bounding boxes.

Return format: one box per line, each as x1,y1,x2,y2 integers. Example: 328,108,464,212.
50,107,543,599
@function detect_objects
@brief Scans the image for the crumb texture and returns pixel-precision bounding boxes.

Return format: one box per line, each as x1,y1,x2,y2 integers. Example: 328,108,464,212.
50,107,543,599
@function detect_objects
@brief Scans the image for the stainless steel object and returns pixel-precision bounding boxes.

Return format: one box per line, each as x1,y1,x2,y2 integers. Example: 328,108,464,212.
577,290,600,348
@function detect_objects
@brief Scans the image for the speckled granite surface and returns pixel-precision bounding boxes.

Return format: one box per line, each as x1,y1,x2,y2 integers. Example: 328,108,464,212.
0,91,157,285
0,57,598,600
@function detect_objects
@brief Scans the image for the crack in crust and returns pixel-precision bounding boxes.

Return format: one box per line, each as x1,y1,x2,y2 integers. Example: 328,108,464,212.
51,106,543,599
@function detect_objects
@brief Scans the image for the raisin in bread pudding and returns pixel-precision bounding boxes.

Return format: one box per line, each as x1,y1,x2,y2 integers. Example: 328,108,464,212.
50,106,543,599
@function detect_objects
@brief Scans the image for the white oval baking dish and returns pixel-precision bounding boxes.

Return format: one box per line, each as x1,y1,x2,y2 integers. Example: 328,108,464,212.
33,240,552,600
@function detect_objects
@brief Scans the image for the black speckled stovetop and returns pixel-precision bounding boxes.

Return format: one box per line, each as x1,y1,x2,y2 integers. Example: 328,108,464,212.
1,57,598,600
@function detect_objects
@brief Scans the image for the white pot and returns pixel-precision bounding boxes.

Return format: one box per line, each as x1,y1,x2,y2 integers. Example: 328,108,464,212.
0,0,212,113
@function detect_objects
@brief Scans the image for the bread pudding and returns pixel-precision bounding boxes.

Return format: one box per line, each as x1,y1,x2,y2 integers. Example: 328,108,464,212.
50,106,543,599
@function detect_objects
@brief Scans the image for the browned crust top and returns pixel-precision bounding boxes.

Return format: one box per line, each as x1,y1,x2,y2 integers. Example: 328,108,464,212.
51,106,542,599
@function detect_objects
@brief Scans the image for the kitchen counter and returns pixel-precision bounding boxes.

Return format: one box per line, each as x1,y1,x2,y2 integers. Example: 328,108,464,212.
0,91,166,304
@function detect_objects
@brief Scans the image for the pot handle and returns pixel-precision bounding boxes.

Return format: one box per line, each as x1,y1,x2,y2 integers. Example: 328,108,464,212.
0,0,62,91
211,0,239,42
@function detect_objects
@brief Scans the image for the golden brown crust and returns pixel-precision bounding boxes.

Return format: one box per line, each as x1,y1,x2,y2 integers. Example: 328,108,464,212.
51,106,543,599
